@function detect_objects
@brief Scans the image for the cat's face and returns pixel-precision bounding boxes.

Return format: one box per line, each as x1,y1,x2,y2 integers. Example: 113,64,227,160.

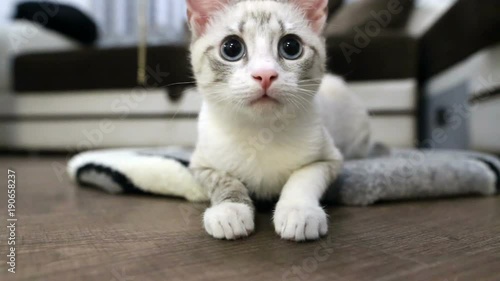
188,0,328,117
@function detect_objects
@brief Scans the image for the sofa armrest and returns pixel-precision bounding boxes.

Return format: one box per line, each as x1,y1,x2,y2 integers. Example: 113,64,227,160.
324,0,415,35
419,0,500,81
322,0,417,81
0,20,78,91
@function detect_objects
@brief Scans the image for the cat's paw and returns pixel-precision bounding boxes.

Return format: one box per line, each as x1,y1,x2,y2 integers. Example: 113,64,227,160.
203,202,255,240
273,203,328,241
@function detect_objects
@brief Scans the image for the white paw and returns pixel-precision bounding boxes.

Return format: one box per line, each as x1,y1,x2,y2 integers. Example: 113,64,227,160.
273,204,328,241
203,202,254,240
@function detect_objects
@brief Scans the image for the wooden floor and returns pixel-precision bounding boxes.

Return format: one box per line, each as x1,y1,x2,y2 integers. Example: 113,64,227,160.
0,156,499,281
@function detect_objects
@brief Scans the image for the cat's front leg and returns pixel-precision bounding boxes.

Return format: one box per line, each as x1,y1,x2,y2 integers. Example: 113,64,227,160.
274,160,341,241
191,168,255,240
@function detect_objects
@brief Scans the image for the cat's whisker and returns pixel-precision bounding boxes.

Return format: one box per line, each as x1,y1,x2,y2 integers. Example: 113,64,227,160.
295,89,318,97
301,78,323,81
163,81,197,87
300,86,321,89
302,79,322,82
292,96,313,111
298,82,322,86
286,95,309,112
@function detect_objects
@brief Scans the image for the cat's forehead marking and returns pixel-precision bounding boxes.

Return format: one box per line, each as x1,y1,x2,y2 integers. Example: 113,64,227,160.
226,1,301,34
238,12,286,38
238,21,245,34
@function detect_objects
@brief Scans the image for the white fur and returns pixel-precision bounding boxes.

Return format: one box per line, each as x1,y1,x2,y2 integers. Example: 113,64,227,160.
204,202,255,239
188,0,369,241
316,75,374,159
274,203,328,240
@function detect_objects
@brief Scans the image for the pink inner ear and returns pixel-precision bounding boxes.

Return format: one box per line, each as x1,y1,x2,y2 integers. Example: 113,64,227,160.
291,0,328,33
187,0,230,35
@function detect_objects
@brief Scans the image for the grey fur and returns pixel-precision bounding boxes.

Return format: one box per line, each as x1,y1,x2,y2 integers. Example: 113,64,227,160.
297,57,316,79
238,20,246,33
256,12,272,26
191,167,255,208
204,46,215,56
277,19,285,33
206,52,232,83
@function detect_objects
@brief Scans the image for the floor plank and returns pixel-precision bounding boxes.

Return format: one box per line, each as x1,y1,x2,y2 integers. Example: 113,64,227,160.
0,156,499,281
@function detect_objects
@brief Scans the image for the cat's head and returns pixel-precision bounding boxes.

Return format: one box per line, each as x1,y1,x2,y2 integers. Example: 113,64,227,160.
188,0,328,118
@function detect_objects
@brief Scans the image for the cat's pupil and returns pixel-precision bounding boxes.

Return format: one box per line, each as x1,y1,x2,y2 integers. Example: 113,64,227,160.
279,35,303,60
221,37,245,61
224,40,242,57
283,40,300,54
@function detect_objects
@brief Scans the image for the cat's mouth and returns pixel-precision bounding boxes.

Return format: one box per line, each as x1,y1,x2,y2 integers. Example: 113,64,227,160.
250,94,279,106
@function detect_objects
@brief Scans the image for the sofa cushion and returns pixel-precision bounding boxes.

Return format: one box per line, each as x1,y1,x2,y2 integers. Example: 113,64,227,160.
1,21,78,92
324,0,417,81
326,30,418,81
325,0,414,34
419,0,500,81
14,2,98,45
14,45,192,93
328,0,344,17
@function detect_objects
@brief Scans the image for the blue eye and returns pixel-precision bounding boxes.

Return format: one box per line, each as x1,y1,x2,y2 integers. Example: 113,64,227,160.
220,36,246,61
279,35,303,60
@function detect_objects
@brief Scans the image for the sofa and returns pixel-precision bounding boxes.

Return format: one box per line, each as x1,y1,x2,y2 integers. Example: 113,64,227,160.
1,0,499,153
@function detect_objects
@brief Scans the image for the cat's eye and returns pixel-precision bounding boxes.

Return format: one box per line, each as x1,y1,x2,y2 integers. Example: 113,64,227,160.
220,36,246,62
279,35,303,60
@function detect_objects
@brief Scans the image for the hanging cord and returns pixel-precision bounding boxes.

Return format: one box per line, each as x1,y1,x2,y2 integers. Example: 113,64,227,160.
137,0,149,86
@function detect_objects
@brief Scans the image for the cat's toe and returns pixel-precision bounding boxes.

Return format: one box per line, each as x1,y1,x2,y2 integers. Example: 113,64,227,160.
274,204,328,241
203,202,255,240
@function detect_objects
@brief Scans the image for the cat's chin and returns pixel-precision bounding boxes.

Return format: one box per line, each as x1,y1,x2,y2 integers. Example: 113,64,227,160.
249,95,280,106
236,98,284,118
247,95,283,113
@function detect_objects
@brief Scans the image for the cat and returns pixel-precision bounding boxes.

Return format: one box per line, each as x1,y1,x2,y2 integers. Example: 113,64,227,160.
187,0,375,241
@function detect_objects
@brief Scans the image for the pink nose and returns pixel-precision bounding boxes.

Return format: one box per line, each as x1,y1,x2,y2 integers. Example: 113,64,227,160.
252,70,278,90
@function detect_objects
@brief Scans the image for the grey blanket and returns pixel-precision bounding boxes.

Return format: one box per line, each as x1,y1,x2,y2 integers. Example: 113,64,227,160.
326,149,499,205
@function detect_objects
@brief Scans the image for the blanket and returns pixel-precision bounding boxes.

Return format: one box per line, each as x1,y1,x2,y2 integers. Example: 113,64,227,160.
68,147,499,206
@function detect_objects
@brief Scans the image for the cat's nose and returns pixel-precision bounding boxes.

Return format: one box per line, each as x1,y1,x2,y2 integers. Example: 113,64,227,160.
252,70,278,90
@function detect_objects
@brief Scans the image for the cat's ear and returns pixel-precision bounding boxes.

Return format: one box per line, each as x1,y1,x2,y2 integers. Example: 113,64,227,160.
186,0,231,36
291,0,329,33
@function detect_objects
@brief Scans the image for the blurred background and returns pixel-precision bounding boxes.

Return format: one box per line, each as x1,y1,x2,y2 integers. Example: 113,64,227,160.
0,0,187,45
0,0,498,155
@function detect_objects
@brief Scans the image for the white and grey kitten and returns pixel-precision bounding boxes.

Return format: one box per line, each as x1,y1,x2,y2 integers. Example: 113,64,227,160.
187,0,373,241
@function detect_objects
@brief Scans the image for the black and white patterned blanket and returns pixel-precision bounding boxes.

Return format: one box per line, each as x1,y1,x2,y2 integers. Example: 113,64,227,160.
68,147,499,206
